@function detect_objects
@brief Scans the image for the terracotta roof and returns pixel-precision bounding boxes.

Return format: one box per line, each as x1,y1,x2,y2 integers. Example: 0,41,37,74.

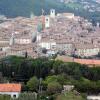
74,59,100,65
56,55,74,62
0,83,21,92
56,56,100,66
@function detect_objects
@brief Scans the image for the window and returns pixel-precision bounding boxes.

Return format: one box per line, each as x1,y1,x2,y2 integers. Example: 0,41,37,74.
46,19,48,21
0,48,2,51
13,95,16,98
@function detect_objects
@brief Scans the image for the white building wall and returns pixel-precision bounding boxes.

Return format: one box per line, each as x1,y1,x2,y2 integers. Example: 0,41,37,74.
87,96,100,100
0,41,9,44
64,13,75,19
76,48,100,57
45,17,50,28
15,39,31,44
50,9,56,18
39,42,56,50
37,34,41,42
0,92,20,98
2,47,10,52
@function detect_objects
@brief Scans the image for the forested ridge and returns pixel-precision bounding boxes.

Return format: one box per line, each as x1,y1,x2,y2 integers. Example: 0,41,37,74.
0,0,99,23
0,0,63,17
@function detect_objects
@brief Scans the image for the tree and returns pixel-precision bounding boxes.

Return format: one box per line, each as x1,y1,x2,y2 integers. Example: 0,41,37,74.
44,75,58,85
27,76,39,92
37,23,43,32
53,60,63,74
47,81,62,94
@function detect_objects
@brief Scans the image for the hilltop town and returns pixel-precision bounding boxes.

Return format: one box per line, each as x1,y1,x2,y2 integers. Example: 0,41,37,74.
0,9,100,100
0,9,100,59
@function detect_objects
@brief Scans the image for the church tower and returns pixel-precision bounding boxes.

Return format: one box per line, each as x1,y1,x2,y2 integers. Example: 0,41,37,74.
50,9,56,18
9,33,15,46
45,16,50,28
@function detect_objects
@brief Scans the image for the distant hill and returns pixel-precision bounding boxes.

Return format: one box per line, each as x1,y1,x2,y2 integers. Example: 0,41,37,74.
0,0,100,23
0,0,64,17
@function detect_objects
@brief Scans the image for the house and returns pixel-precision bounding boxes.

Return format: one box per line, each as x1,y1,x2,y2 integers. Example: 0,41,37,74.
63,13,75,19
63,85,74,92
56,55,74,62
39,39,56,50
0,83,21,98
87,96,100,100
56,55,100,66
75,44,100,57
57,13,75,19
15,37,32,44
0,51,6,58
0,43,10,52
74,59,100,66
56,41,73,56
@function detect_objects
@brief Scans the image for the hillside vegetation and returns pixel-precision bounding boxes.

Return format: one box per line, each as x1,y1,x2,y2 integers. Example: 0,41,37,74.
0,0,63,17
56,92,85,100
0,56,100,99
0,0,99,23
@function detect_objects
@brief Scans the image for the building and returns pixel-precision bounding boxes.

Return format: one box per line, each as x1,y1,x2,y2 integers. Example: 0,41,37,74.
56,55,100,66
0,83,21,98
63,85,74,92
62,13,75,19
0,10,100,59
87,96,100,100
0,43,10,52
50,9,56,18
0,51,6,58
75,44,100,57
7,44,34,57
45,16,50,28
15,37,32,44
74,58,100,66
39,40,56,50
56,41,73,55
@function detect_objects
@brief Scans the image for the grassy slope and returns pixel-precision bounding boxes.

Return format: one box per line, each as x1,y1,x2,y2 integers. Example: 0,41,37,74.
56,92,86,100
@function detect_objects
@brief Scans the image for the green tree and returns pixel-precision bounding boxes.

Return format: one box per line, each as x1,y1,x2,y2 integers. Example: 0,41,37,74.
37,23,43,32
47,81,62,94
27,76,39,92
44,75,58,85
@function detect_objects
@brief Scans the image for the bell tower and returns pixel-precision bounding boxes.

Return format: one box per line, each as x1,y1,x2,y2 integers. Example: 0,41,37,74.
45,17,50,28
50,9,55,18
